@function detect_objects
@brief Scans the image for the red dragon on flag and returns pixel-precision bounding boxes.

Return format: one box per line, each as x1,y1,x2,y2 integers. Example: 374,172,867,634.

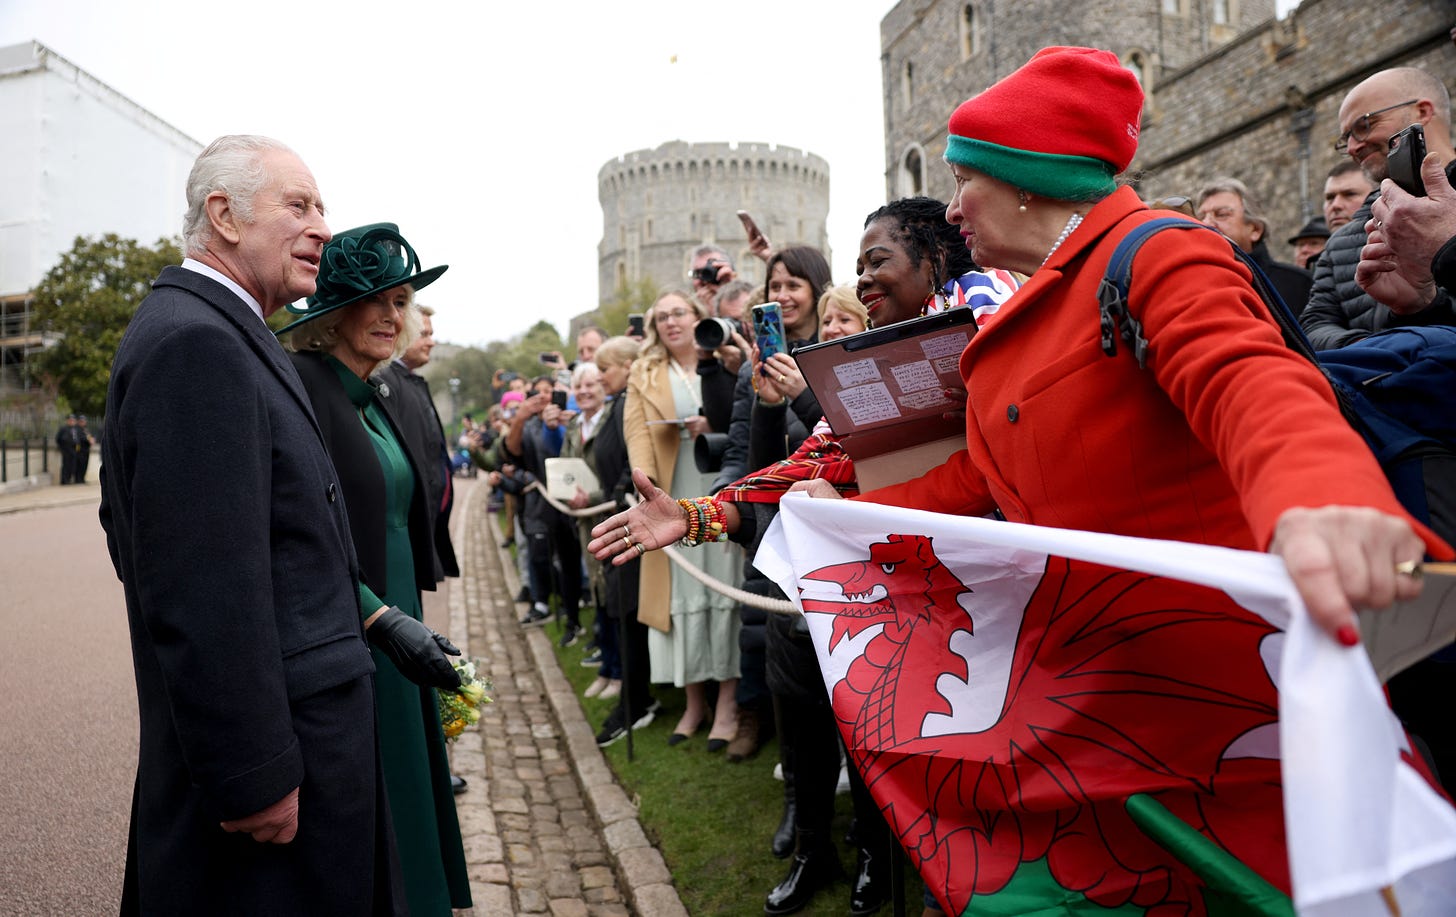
798,532,1292,916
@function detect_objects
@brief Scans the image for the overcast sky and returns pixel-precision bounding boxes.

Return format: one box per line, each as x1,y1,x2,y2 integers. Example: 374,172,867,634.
1,0,1299,347
0,0,894,346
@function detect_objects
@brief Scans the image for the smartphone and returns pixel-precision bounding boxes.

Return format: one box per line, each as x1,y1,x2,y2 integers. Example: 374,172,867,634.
626,313,645,337
551,390,568,410
752,302,787,372
1387,123,1427,196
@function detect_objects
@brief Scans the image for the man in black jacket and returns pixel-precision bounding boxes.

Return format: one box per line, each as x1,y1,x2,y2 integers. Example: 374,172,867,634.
1196,176,1312,311
379,305,459,583
1301,67,1456,349
55,413,81,484
100,135,406,916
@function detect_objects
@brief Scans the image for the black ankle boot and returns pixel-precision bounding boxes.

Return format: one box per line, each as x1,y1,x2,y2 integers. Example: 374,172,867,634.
764,834,843,916
849,844,890,916
771,784,796,859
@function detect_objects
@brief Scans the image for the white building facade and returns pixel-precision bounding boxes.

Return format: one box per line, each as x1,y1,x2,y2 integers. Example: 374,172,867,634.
0,40,201,392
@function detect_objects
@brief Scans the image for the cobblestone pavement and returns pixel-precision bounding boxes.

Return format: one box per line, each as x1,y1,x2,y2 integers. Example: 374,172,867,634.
446,479,687,917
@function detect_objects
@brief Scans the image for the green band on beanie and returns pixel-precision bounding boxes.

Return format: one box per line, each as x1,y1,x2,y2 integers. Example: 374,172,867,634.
945,135,1116,202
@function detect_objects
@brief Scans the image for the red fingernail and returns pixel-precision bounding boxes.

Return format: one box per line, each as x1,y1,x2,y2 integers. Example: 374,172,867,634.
1336,625,1360,647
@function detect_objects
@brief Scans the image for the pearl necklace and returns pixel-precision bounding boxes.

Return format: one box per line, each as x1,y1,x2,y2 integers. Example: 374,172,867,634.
1041,213,1084,268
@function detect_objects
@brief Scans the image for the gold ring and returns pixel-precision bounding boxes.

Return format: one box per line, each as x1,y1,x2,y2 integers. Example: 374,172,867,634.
622,536,632,550
623,523,631,538
634,542,647,557
778,373,787,384
1396,559,1423,580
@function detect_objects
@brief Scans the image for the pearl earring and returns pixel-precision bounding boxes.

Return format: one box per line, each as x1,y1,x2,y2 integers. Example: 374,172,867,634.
1018,190,1029,213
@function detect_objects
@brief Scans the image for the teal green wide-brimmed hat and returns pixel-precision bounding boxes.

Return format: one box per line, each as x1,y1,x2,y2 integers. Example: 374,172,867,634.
275,223,447,336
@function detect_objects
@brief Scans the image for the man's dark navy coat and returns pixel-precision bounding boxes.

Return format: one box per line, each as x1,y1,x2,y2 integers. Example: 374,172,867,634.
100,266,403,916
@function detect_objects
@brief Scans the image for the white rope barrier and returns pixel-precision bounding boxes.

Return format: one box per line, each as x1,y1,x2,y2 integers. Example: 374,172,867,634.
520,480,801,616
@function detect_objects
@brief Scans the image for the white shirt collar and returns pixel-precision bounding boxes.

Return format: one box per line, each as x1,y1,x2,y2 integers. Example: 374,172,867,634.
180,258,267,325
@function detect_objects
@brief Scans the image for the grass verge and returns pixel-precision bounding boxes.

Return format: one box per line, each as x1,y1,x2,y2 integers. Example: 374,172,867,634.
545,607,928,916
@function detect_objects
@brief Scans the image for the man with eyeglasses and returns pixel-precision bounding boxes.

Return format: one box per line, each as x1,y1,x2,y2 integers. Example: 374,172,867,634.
1300,67,1456,350
1196,177,1312,311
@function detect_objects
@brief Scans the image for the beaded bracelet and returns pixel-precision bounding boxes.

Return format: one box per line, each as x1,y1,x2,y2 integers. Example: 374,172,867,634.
677,496,729,546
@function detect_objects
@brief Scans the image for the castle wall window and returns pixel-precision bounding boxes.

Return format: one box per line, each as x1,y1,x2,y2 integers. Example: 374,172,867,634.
1125,51,1147,85
959,4,982,60
901,60,914,107
1213,0,1230,24
899,144,926,197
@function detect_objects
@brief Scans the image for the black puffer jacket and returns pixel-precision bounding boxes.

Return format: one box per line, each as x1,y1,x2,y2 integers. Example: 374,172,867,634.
1300,161,1456,350
1434,234,1456,297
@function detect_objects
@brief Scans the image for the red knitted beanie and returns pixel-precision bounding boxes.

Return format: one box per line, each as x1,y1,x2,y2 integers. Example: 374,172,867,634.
945,47,1144,201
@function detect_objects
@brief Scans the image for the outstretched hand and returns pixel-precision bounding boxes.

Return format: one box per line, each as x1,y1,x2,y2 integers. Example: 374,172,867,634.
587,469,686,565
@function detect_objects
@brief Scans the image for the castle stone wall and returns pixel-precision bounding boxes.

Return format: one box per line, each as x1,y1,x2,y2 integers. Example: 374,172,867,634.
880,0,1454,265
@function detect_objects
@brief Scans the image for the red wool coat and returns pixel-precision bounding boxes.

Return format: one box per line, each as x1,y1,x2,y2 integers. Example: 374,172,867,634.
860,186,1446,557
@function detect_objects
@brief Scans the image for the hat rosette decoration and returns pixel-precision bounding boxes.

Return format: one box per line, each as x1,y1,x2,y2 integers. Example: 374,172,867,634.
275,222,446,335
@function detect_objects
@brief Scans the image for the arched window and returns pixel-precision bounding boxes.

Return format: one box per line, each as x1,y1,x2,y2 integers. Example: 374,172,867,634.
1125,50,1147,85
899,144,926,197
959,4,982,61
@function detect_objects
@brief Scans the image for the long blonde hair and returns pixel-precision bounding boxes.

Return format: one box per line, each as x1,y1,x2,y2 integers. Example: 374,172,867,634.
639,288,706,366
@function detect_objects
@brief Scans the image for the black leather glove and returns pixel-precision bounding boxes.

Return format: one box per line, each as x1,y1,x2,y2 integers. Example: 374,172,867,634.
366,607,461,689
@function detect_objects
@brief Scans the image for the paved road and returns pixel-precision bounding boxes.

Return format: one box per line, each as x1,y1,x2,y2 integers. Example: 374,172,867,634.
0,478,684,916
0,499,132,915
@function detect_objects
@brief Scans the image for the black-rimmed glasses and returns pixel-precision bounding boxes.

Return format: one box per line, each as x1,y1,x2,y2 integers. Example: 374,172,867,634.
1333,100,1417,152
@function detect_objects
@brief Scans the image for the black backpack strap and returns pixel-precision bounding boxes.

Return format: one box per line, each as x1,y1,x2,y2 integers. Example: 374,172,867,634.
1098,217,1320,368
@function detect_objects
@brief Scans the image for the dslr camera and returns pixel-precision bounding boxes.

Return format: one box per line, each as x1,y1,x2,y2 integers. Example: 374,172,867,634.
692,259,725,285
694,316,744,350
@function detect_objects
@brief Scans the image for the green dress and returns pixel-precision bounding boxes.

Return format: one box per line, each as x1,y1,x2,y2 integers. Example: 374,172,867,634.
334,360,471,916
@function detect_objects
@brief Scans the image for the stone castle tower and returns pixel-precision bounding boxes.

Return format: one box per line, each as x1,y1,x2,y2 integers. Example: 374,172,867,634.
880,0,1456,264
597,140,830,305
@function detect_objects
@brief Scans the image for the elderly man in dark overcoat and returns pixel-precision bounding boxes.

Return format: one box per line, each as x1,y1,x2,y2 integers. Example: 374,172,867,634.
99,135,427,916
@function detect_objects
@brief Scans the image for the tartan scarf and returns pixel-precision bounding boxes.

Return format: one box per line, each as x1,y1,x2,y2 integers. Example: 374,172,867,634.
717,417,859,504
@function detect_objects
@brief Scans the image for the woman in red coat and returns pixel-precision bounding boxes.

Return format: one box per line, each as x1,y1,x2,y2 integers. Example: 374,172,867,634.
831,46,1446,644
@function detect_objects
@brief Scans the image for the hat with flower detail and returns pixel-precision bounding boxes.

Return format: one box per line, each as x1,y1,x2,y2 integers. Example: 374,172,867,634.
944,46,1143,202
274,223,446,335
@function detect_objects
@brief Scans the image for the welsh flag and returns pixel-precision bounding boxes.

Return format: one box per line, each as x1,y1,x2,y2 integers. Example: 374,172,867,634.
756,495,1456,917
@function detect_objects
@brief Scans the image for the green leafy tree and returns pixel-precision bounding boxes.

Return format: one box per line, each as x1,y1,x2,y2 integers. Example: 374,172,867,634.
598,276,660,338
30,234,182,416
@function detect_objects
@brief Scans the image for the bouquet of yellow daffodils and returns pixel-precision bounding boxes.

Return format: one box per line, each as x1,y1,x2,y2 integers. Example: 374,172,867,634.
437,659,492,741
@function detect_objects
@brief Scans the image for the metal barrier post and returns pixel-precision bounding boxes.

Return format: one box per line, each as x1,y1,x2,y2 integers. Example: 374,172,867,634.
1,440,7,483
23,437,31,477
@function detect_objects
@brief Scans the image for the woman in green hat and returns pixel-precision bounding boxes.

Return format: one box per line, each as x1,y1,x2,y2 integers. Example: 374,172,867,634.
279,223,470,916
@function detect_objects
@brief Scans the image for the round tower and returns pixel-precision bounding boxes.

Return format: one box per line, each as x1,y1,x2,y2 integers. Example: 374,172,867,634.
597,140,831,304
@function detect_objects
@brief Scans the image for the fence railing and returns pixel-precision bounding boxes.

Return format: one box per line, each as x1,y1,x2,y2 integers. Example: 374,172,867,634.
0,439,53,484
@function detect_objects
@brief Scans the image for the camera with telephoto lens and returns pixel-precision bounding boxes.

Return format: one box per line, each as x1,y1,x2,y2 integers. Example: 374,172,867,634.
694,316,743,350
694,433,730,474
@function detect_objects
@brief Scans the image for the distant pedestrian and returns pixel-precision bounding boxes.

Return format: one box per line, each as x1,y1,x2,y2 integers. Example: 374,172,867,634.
73,414,96,483
55,414,81,485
